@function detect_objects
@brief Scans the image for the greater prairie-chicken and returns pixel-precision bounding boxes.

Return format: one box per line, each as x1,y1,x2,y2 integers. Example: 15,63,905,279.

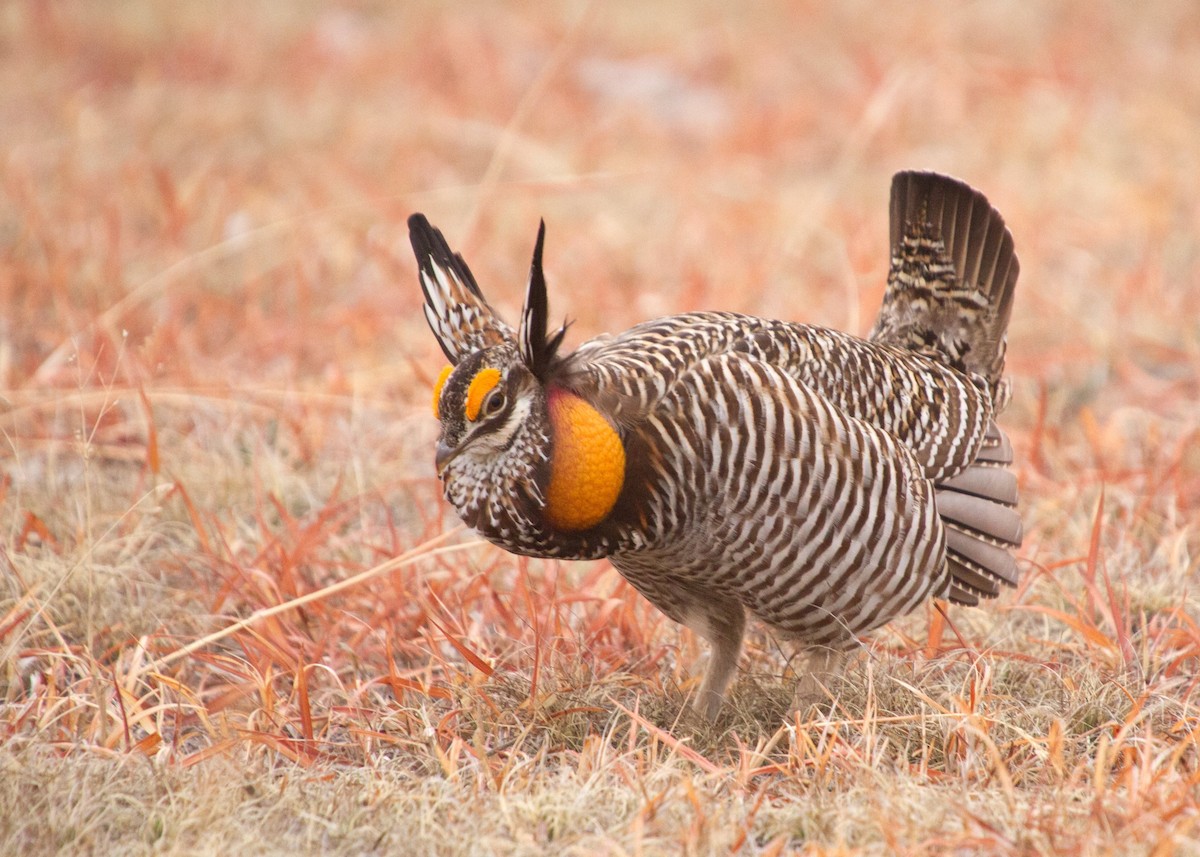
409,171,1022,719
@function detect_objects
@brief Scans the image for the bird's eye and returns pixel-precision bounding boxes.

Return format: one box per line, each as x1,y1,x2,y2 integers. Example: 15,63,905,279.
483,389,506,417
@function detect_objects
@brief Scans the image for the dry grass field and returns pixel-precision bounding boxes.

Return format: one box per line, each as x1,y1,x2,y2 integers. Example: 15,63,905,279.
3,1,1200,854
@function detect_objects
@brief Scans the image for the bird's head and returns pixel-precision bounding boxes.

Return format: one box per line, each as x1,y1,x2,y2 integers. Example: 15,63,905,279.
429,343,544,479
409,215,625,539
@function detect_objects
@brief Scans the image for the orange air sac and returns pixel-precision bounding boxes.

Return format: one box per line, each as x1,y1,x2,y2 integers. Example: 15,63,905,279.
544,390,626,531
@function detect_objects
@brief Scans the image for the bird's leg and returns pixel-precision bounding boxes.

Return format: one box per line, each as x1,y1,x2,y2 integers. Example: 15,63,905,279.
792,646,847,712
685,601,746,721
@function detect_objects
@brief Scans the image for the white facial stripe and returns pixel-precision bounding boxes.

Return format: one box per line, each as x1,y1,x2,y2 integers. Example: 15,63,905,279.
485,393,532,447
456,391,530,458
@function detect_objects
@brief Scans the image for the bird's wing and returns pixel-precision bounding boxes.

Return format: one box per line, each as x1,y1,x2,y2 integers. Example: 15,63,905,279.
559,310,995,481
616,349,951,639
554,311,768,425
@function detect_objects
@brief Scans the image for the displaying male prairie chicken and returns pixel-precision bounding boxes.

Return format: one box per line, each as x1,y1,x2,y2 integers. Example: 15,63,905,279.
409,171,1022,720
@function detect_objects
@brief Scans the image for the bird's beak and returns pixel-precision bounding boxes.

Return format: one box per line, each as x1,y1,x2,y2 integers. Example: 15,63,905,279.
434,441,460,477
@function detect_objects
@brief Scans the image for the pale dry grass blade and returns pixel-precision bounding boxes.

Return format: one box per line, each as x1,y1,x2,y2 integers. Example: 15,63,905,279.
146,529,476,671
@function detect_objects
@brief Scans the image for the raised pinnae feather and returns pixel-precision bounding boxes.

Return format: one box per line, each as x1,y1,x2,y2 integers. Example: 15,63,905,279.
408,213,514,364
518,219,569,379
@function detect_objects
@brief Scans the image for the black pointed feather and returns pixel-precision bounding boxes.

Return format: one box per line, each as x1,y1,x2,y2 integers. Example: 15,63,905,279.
518,220,568,379
546,317,570,358
408,213,485,300
408,213,514,364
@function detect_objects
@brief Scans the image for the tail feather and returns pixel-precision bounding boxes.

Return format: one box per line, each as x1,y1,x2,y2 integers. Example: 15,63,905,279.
937,465,1017,505
937,422,1022,604
973,425,1015,465
873,171,1019,408
944,527,1020,586
948,584,980,607
874,173,1023,605
947,556,1007,601
936,491,1023,546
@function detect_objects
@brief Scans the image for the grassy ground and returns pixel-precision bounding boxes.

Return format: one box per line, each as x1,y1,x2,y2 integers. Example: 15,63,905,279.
3,1,1200,854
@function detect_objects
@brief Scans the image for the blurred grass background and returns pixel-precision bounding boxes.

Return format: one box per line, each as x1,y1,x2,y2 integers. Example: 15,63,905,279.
2,1,1199,854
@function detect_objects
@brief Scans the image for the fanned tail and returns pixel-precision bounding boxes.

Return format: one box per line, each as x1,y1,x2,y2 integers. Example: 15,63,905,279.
871,171,1019,411
870,172,1023,603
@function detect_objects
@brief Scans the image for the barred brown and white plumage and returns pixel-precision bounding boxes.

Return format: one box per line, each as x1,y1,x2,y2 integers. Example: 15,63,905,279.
409,171,1023,719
